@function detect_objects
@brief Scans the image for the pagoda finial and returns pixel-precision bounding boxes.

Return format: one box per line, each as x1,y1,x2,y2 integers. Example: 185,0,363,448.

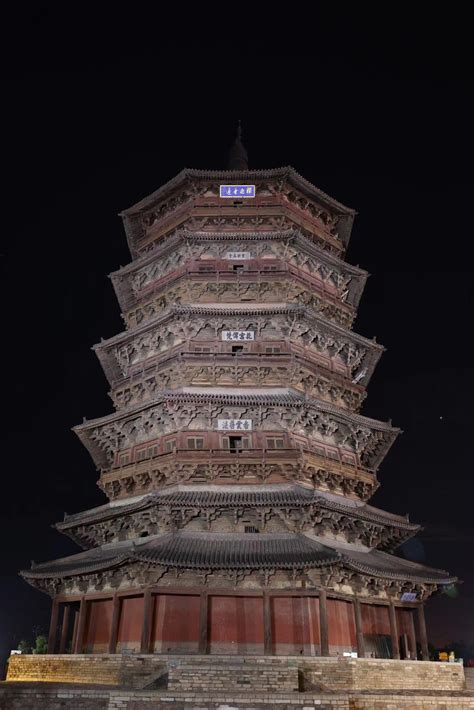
227,120,249,171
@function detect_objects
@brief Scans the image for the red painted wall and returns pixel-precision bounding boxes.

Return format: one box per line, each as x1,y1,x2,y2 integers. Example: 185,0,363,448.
361,604,391,636
361,604,391,658
208,596,264,655
117,596,144,653
271,596,320,655
152,594,200,653
397,608,414,635
327,599,356,654
84,599,113,654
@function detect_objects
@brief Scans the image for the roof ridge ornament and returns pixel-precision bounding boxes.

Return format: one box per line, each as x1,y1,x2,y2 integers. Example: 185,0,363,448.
227,120,249,171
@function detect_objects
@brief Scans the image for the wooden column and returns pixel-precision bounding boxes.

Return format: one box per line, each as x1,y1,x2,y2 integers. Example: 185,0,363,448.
353,598,365,659
140,588,154,654
319,589,329,656
263,592,272,655
417,604,429,660
108,595,121,654
408,609,417,659
388,602,400,659
47,598,60,654
198,591,208,654
59,605,70,653
74,598,87,654
71,610,79,653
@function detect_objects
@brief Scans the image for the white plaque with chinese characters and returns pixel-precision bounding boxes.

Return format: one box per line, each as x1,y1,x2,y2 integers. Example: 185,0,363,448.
225,251,252,260
401,592,418,602
221,331,255,341
217,419,253,431
220,185,255,198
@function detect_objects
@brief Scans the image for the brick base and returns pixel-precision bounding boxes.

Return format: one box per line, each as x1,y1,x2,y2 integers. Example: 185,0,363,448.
1,685,474,710
3,654,473,710
5,654,467,693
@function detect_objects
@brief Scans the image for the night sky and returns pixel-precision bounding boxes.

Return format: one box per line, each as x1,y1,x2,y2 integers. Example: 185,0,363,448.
1,9,473,669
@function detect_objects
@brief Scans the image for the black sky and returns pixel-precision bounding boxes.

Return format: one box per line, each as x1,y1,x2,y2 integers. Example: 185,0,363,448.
1,8,473,668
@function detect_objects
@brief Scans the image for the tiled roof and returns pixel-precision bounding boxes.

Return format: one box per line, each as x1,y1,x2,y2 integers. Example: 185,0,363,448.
57,486,418,533
133,532,339,569
23,530,454,585
75,388,397,433
23,532,339,578
93,302,383,358
341,548,456,584
119,167,356,217
23,548,128,578
109,229,368,279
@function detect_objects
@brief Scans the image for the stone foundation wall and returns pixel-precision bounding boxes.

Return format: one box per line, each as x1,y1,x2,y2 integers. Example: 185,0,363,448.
1,686,474,710
302,657,465,692
6,654,166,688
168,656,299,693
6,654,466,693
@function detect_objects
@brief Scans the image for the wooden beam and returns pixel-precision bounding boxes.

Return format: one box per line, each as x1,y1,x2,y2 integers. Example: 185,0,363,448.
59,605,70,654
140,588,154,654
47,598,60,654
74,598,87,654
417,604,429,660
319,588,329,656
353,598,365,659
108,595,121,654
389,601,400,659
263,592,272,655
198,591,208,654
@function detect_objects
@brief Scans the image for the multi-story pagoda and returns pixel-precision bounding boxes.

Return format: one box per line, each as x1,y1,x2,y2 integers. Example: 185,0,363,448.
23,131,455,660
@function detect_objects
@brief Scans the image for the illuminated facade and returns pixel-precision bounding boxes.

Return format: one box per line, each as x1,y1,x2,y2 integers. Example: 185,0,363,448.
23,134,455,659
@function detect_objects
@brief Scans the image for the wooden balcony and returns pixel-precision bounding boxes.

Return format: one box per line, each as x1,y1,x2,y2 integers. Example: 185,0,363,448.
99,446,376,501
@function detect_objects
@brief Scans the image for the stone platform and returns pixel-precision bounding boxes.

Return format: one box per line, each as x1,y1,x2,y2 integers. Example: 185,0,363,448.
2,654,473,709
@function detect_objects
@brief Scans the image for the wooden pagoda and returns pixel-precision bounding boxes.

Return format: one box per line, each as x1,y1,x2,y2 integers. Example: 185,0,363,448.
22,131,455,660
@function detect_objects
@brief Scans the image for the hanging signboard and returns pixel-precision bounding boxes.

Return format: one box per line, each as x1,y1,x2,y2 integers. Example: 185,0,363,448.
401,593,418,602
220,185,255,198
225,251,252,260
221,331,255,341
217,419,252,431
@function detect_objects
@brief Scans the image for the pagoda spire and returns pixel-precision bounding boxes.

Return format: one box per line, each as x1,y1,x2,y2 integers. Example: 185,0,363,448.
227,120,248,170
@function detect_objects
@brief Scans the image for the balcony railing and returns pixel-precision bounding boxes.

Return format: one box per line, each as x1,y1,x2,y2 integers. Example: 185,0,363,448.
114,348,358,392
104,446,374,480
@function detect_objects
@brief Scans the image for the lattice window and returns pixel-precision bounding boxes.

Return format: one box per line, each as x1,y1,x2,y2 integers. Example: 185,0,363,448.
136,448,148,462
187,437,204,450
222,435,251,452
244,525,260,534
266,437,285,450
164,439,176,453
